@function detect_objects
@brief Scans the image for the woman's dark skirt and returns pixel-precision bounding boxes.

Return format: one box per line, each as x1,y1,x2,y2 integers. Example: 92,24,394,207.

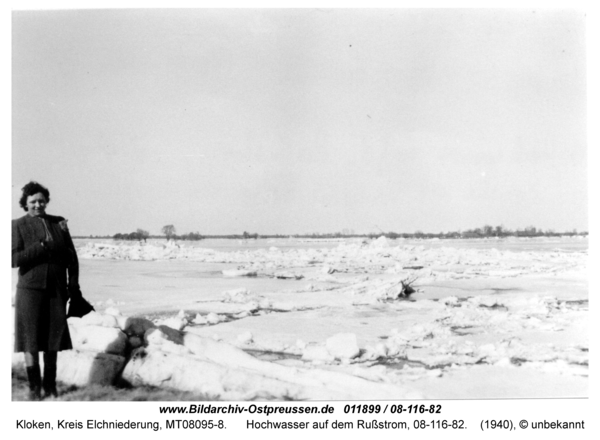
14,278,72,353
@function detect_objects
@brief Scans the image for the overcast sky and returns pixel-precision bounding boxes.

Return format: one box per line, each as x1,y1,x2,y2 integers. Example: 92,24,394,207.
11,8,587,236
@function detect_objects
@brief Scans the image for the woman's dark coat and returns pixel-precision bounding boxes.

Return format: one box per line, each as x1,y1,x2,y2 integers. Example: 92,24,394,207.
12,214,78,352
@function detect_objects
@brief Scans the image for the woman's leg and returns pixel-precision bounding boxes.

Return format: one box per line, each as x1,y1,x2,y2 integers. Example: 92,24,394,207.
24,352,42,400
42,351,58,398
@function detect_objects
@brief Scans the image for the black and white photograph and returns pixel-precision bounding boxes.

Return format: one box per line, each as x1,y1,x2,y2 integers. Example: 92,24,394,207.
7,4,591,423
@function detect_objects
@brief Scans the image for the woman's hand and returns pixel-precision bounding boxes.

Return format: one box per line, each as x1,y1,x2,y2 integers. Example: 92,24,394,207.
59,219,69,231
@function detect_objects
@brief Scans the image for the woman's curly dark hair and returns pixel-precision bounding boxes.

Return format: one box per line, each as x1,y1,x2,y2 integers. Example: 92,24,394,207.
19,181,50,211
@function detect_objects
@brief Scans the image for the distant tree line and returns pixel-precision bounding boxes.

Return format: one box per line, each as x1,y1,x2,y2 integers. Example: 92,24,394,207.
441,225,586,239
112,229,150,242
101,224,588,242
112,225,204,242
294,225,586,240
178,232,205,241
260,225,587,240
160,225,205,241
111,228,261,241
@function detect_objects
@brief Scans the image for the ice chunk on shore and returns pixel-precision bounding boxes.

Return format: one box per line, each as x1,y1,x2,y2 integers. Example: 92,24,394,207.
326,333,360,360
206,312,225,324
302,345,335,363
158,316,188,331
70,311,119,328
56,350,126,387
145,325,184,346
69,325,128,356
119,316,156,337
370,236,391,248
193,314,208,325
236,332,254,345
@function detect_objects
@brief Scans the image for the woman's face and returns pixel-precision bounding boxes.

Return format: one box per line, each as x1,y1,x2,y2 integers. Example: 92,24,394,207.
26,193,47,217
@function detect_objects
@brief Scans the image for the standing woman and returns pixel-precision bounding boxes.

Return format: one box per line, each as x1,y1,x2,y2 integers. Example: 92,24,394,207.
12,181,80,400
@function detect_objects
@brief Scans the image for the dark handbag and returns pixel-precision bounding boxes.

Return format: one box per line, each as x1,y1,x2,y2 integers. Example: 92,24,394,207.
67,294,95,318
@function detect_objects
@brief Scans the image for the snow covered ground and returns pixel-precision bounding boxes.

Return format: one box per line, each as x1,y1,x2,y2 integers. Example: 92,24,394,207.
11,236,588,400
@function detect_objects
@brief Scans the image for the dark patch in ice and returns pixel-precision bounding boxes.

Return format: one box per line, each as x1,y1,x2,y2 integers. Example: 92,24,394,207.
271,274,305,280
571,361,588,367
510,357,527,366
246,307,296,315
378,355,459,370
562,299,588,309
489,288,521,294
143,310,184,321
478,304,509,311
374,357,429,370
244,349,303,362
450,325,477,335
431,297,471,304
510,357,588,369
379,297,417,304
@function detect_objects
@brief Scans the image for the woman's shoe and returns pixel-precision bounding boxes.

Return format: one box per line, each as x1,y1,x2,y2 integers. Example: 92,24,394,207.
43,364,58,398
26,366,42,401
43,386,58,399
